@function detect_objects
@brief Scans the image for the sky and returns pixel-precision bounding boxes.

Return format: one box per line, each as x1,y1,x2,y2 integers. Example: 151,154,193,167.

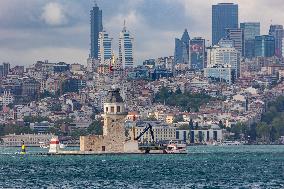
0,0,283,66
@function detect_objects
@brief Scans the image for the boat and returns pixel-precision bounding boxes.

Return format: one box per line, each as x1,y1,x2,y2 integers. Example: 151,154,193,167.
164,141,187,154
39,142,49,149
220,141,242,146
59,143,66,149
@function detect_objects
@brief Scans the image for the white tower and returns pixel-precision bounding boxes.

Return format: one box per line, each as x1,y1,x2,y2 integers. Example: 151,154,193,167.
98,31,113,65
119,21,134,69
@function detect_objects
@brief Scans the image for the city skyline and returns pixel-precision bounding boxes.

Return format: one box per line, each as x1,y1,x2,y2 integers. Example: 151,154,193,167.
0,0,283,66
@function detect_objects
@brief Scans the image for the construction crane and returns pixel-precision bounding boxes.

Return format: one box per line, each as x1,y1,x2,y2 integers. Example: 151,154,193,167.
135,123,155,143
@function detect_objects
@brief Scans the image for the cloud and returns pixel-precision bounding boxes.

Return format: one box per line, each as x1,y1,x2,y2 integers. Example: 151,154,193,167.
0,0,284,67
41,2,67,26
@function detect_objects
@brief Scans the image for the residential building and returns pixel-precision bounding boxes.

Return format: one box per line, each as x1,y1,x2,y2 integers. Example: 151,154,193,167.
212,3,238,45
90,3,103,59
2,90,14,106
206,45,241,78
30,121,54,133
190,37,205,70
119,22,134,69
2,133,54,146
255,35,275,57
269,25,284,58
204,65,235,84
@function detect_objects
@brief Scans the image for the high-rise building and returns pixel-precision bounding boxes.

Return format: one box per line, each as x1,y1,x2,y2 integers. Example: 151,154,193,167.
269,25,284,58
206,45,240,79
90,4,103,59
212,3,238,45
240,22,260,40
190,37,205,70
226,28,243,55
240,22,260,58
255,35,275,57
3,62,10,77
98,31,113,65
119,23,134,69
174,29,190,66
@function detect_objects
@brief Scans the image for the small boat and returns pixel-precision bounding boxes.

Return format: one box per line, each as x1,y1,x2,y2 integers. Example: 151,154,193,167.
220,141,242,146
164,141,187,154
39,142,49,149
59,143,66,149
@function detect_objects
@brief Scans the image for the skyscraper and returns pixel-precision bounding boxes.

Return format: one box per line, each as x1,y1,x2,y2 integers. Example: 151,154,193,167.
190,37,205,70
255,35,275,57
269,25,284,58
119,22,134,69
212,3,238,45
90,4,103,59
174,29,190,66
3,62,10,77
240,22,260,58
98,31,113,65
226,28,243,55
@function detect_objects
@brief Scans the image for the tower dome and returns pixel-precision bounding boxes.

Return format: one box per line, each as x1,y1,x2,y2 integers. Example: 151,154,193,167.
104,88,126,115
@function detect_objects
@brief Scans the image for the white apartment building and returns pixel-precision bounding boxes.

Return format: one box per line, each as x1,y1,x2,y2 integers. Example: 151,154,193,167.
206,45,241,78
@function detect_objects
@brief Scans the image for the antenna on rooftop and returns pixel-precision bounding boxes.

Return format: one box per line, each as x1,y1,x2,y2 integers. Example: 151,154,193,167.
123,19,126,31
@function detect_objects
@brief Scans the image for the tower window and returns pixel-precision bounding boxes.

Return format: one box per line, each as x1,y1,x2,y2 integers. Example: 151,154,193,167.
117,106,121,112
111,106,114,112
106,107,108,112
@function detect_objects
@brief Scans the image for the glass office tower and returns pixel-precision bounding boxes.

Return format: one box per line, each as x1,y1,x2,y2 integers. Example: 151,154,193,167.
212,3,238,45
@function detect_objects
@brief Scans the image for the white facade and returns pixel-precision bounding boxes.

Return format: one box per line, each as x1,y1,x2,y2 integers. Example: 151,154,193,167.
119,25,134,69
207,46,240,78
2,90,14,106
98,31,113,65
2,133,54,146
135,125,176,143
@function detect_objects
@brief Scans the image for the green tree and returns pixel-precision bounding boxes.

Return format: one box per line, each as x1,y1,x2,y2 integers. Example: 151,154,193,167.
173,115,184,123
177,124,189,130
256,122,270,142
87,119,103,135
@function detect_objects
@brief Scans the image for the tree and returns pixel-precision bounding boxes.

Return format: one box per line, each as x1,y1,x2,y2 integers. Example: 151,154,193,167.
218,120,225,129
177,124,189,130
189,119,194,130
194,122,199,130
87,119,103,135
256,122,270,142
173,115,184,123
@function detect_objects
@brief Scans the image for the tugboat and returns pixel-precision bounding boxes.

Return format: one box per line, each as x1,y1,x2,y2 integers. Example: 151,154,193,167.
164,141,187,154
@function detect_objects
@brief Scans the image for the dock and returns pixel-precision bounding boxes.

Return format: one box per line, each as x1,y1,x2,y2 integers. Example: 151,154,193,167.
24,150,187,156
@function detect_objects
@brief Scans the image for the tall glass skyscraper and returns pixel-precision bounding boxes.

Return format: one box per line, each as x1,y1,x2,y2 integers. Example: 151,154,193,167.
174,29,190,65
90,4,103,59
269,25,284,58
98,31,113,64
255,35,275,57
240,22,260,58
119,23,134,69
212,3,238,45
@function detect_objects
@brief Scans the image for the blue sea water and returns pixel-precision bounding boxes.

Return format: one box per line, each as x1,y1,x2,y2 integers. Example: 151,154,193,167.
0,145,283,188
